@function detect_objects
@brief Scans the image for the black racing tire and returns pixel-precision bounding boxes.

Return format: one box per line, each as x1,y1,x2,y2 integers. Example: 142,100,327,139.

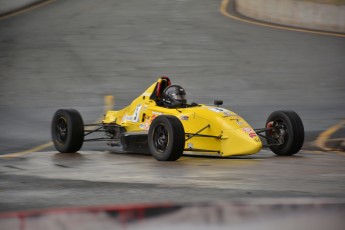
51,109,84,153
148,115,185,161
265,111,304,156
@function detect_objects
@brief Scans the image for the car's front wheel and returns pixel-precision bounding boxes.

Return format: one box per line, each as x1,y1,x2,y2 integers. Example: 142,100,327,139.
51,109,84,153
265,111,304,156
148,115,185,161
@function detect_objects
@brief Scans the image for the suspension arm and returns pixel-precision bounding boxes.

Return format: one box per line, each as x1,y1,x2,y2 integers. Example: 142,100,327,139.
185,124,211,141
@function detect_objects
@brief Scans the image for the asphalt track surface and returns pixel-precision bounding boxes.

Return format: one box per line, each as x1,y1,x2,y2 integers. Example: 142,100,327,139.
0,0,345,216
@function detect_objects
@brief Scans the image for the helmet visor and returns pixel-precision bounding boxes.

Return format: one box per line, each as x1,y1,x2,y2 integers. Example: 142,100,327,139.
171,94,186,100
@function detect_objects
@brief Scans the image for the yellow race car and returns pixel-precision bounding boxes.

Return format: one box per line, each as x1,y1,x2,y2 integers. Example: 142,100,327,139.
51,77,304,161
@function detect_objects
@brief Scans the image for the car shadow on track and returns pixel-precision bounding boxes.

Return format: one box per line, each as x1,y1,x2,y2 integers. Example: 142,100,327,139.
52,152,90,168
105,149,305,160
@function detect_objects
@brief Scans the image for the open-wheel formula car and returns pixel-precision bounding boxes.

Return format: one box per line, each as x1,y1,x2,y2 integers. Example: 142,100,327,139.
51,77,304,161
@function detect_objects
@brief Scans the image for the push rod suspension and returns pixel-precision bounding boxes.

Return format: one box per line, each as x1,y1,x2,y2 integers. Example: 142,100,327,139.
185,124,211,141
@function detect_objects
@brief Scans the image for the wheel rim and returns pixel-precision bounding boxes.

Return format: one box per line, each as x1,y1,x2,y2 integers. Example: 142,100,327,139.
153,124,169,152
267,119,288,145
56,117,68,144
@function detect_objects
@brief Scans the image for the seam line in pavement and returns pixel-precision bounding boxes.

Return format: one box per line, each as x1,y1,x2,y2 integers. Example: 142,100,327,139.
220,0,345,38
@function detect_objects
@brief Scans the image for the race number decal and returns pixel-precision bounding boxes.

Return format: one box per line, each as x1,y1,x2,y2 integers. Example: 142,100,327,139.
209,107,232,116
132,104,142,122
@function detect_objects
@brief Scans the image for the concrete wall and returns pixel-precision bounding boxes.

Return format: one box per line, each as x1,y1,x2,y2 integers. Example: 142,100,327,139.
0,0,42,15
235,0,345,33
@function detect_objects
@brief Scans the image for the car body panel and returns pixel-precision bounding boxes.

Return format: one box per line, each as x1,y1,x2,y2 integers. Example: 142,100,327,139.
103,78,262,156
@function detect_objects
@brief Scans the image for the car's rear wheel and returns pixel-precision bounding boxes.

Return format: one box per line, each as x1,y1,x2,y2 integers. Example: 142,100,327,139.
265,111,304,156
148,115,185,161
51,109,84,153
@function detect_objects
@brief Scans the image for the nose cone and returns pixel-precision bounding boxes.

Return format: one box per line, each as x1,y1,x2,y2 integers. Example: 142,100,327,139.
220,128,262,156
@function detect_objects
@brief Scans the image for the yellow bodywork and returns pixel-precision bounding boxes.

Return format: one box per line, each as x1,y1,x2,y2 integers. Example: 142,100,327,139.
103,78,262,156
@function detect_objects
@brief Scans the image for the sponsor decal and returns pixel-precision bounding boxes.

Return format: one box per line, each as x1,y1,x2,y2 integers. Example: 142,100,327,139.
142,114,159,129
121,104,143,123
243,127,257,138
223,111,231,116
209,107,226,113
150,114,158,122
139,112,164,130
243,128,252,133
122,115,133,122
180,115,189,121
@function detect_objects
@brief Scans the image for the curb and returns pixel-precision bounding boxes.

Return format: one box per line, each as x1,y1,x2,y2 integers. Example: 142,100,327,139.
315,120,345,152
0,0,52,19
